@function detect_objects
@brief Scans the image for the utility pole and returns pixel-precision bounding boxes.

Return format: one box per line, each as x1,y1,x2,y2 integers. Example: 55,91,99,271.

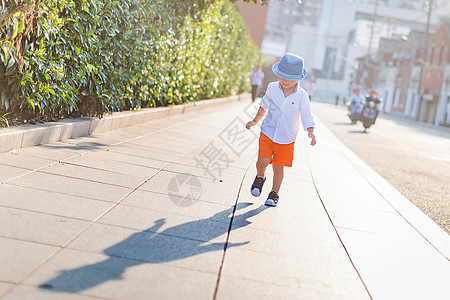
364,0,379,90
415,0,433,121
367,0,379,57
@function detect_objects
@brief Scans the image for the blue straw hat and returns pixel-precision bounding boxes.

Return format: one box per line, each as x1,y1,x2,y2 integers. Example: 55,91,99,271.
272,53,308,81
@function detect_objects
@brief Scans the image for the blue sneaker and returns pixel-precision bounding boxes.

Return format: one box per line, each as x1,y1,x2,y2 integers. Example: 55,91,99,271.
265,191,279,207
251,175,265,197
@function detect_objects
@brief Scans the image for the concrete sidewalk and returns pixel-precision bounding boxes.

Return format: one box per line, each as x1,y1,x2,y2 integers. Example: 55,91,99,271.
0,97,449,300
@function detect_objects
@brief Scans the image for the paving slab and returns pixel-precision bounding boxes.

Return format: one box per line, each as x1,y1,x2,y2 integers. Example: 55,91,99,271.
169,153,253,172
102,143,189,164
66,223,226,274
137,170,244,206
0,206,90,246
62,135,117,150
0,238,57,283
0,184,113,221
350,160,450,258
314,185,397,214
336,228,450,300
111,140,187,156
21,249,218,300
329,208,427,239
63,149,169,174
2,285,99,300
19,142,95,161
121,189,236,223
218,247,368,300
95,204,230,243
37,162,148,189
0,152,54,171
7,172,133,203
0,164,33,184
216,275,352,300
161,162,244,183
0,283,14,298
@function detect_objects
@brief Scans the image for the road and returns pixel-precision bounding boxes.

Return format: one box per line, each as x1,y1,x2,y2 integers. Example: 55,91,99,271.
311,101,450,234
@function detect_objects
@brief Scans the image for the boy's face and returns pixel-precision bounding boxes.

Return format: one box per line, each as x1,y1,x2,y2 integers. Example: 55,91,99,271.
278,77,298,90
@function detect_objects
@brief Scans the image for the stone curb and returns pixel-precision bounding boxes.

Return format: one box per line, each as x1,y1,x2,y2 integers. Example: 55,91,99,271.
315,118,450,260
0,94,243,153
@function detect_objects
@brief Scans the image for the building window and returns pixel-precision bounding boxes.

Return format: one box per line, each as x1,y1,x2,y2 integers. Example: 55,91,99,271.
393,88,400,107
324,47,337,78
429,46,435,64
438,46,444,65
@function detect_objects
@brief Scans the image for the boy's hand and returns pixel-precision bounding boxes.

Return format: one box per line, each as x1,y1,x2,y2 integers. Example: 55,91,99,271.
246,120,257,129
307,128,316,146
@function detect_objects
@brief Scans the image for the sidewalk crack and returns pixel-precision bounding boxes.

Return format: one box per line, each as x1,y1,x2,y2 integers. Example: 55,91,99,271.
212,157,254,300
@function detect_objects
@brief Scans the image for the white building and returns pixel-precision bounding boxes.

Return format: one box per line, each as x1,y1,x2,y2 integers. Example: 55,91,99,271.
435,59,450,126
261,0,445,101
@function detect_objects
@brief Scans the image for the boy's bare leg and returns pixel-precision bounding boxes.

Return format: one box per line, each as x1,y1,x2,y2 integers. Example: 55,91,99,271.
256,158,270,177
272,164,284,192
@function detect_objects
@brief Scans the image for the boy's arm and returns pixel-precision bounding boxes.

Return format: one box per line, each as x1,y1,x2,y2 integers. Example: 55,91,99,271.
307,127,316,146
246,106,266,129
299,92,316,146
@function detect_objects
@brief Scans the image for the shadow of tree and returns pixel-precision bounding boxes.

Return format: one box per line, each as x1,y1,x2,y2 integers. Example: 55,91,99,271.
347,130,368,134
40,141,107,151
39,202,267,293
333,122,353,126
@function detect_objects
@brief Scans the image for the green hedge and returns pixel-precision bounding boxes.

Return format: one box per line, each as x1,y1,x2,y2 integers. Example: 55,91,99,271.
0,0,263,125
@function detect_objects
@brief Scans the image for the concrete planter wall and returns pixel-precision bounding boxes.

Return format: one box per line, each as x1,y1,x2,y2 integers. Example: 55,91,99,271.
0,95,243,153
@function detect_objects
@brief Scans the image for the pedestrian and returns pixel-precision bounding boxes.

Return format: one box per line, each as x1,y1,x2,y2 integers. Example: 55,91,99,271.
446,101,450,125
245,53,316,207
251,65,264,102
304,75,316,101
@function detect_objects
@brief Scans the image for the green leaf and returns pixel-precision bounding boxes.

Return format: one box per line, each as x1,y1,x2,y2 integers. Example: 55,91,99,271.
1,47,8,66
86,29,95,36
1,91,9,111
11,19,20,39
18,18,25,34
27,98,35,110
6,57,15,69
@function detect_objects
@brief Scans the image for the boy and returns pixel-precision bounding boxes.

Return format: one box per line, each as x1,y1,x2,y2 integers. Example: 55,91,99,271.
245,53,316,207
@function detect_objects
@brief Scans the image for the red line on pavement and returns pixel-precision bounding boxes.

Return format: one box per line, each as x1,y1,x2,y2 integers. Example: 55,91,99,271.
304,146,374,300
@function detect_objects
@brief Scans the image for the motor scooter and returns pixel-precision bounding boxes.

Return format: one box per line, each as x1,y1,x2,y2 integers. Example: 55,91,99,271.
348,102,363,124
361,100,379,132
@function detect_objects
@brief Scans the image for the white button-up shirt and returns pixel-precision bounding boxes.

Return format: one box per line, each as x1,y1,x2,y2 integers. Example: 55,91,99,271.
259,82,315,144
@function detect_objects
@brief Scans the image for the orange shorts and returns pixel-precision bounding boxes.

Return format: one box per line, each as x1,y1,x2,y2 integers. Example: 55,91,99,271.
258,132,295,167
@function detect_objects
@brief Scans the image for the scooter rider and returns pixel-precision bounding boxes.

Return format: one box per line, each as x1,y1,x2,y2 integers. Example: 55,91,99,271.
365,89,381,123
349,87,364,123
